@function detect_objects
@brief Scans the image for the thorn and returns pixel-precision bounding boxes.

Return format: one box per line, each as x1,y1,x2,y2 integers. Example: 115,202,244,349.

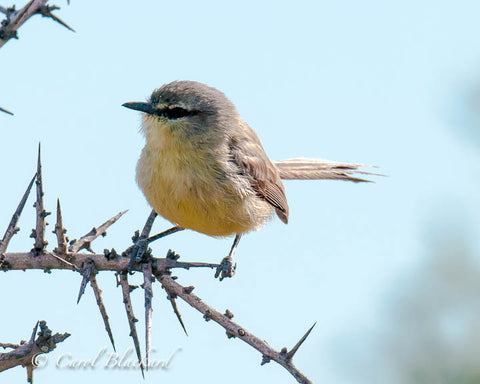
129,284,139,293
77,259,94,304
89,272,115,351
37,5,75,32
0,106,13,115
26,363,34,382
0,172,36,255
170,260,221,270
285,322,316,361
168,295,188,336
32,143,47,255
143,262,153,369
47,251,79,271
118,272,144,376
29,321,40,344
68,210,127,253
54,198,68,255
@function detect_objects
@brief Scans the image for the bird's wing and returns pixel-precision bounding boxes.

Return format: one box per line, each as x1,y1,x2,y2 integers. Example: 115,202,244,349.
229,129,289,224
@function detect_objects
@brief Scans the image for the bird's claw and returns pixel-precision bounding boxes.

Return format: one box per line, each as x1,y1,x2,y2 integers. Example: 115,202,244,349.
215,255,236,281
125,236,150,271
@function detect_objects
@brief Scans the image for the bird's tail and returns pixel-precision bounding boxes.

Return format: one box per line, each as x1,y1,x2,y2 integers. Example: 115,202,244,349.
273,158,380,183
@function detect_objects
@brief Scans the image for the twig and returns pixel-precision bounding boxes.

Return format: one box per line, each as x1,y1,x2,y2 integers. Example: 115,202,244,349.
0,321,70,382
140,209,157,239
118,272,144,377
0,0,73,48
0,173,36,256
157,274,314,384
68,210,128,253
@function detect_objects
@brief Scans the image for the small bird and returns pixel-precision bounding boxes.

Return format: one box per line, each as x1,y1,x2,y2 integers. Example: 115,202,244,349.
123,81,373,279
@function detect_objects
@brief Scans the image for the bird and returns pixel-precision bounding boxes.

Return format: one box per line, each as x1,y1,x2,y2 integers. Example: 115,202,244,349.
123,80,374,280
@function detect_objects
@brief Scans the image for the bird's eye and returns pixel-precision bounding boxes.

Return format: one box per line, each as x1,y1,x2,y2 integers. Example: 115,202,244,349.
159,107,199,120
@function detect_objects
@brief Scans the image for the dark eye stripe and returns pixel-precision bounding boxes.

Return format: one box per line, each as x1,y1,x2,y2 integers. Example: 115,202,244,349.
157,107,200,120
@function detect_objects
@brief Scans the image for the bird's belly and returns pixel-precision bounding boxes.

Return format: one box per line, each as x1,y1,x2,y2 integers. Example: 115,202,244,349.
136,148,273,237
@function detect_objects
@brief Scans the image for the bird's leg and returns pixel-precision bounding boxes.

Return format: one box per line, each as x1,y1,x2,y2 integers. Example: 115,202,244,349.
147,226,185,244
215,234,241,281
125,214,184,271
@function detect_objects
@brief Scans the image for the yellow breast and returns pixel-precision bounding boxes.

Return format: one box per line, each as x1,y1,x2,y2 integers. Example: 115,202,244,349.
135,118,273,236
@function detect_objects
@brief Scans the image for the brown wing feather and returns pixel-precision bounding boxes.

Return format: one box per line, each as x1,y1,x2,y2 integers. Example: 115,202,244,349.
229,128,289,224
274,158,379,182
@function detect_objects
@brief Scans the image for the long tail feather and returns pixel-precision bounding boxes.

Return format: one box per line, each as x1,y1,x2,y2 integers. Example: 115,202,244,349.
273,158,381,183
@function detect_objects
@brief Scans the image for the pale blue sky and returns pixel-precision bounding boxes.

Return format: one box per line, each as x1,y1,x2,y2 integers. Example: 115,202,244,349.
1,1,480,383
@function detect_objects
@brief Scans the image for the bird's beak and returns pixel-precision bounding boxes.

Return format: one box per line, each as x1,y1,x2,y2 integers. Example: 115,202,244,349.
122,101,156,115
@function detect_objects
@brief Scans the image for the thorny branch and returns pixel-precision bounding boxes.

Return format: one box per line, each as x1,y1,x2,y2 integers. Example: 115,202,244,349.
0,147,330,384
0,0,73,49
0,321,70,382
158,273,315,384
0,1,73,114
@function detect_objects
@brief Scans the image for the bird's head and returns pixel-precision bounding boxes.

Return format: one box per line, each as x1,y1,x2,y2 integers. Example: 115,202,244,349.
123,81,239,145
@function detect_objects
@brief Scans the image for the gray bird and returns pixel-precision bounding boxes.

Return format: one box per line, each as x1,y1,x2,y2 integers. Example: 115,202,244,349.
123,81,373,279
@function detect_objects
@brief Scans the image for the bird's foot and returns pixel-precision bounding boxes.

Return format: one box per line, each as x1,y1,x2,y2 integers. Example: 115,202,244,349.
124,231,151,271
215,255,236,281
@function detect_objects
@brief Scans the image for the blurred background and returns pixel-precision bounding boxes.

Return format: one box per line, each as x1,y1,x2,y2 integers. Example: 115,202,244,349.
1,1,480,383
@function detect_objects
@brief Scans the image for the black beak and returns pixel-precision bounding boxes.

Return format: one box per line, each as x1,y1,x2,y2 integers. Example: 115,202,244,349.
122,101,156,115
